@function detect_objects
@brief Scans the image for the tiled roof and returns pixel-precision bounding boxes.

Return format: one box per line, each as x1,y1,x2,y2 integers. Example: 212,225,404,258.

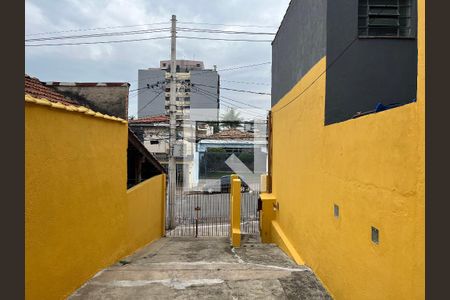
129,115,169,124
25,74,82,107
25,74,127,123
206,129,253,140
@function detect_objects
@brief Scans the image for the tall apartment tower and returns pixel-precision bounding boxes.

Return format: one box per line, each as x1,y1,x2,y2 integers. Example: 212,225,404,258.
137,60,220,121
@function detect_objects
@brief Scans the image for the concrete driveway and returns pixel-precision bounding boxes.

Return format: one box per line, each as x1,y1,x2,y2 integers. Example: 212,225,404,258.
69,235,332,299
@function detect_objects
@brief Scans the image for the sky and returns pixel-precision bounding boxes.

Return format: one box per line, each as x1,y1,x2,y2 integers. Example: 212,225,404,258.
25,0,291,120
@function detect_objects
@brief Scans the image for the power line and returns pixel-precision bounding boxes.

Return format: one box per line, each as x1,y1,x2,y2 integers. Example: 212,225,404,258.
192,62,271,73
194,86,268,111
26,28,274,45
220,94,269,111
129,87,159,102
176,27,275,35
25,22,171,37
129,74,165,84
25,36,171,47
188,62,271,79
221,79,270,86
191,89,248,115
129,81,165,93
178,36,272,43
131,78,268,113
129,87,150,93
194,83,271,95
25,35,271,47
196,90,268,116
191,88,267,118
25,28,171,42
26,21,276,37
131,83,266,119
131,63,272,87
177,21,277,29
129,83,166,100
137,90,164,114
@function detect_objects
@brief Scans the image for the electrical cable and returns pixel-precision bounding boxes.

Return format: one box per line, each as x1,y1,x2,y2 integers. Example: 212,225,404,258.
25,35,270,47
25,28,171,42
137,90,164,114
177,21,277,29
191,62,271,75
194,86,268,111
26,21,276,37
191,88,267,118
194,83,270,95
25,36,171,47
177,36,272,43
176,27,275,35
220,79,270,86
25,22,171,36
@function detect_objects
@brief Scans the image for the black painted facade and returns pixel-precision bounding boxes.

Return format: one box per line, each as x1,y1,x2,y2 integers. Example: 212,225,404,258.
271,0,327,106
271,0,418,125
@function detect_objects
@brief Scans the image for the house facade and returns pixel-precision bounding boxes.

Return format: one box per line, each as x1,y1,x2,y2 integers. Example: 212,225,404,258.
129,115,200,188
262,0,425,299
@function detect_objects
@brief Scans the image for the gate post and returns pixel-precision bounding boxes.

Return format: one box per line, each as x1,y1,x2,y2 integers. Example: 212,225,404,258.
230,174,241,247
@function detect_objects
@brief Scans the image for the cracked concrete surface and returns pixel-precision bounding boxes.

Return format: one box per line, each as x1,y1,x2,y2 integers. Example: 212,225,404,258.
69,235,332,299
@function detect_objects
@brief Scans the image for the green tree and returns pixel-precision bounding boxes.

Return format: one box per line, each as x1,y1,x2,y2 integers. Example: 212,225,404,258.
221,108,242,129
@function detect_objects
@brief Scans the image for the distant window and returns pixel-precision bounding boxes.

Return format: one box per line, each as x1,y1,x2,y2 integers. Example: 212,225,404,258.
196,64,201,67
150,140,159,145
358,0,413,38
162,63,167,67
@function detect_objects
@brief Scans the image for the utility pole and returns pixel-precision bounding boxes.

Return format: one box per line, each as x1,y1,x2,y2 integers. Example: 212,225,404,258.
168,15,177,229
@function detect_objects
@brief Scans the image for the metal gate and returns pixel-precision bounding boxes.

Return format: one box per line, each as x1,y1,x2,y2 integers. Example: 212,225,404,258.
165,181,260,237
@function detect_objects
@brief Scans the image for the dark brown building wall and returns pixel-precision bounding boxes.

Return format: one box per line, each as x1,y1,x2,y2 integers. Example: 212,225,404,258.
49,84,130,119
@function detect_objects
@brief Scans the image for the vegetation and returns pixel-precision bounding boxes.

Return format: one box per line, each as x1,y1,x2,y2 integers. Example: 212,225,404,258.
220,108,242,129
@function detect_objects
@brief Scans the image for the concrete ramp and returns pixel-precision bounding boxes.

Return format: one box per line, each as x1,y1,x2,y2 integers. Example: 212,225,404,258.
70,236,332,299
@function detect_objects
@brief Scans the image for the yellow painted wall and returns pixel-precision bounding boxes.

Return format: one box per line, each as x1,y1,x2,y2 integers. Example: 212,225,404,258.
267,1,424,299
127,174,166,252
25,99,166,300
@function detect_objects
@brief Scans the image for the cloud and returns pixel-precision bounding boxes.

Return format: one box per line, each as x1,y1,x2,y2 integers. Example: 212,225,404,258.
25,0,290,118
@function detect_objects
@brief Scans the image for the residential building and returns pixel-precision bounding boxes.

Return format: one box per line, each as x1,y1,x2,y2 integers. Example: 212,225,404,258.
195,128,267,190
128,115,171,166
129,115,202,188
260,1,424,299
137,60,220,121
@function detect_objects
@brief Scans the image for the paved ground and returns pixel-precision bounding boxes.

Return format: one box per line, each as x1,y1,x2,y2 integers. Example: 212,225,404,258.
70,235,332,299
